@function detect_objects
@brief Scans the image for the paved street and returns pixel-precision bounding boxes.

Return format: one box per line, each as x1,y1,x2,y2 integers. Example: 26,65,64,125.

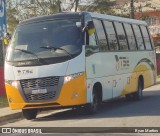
1,84,160,134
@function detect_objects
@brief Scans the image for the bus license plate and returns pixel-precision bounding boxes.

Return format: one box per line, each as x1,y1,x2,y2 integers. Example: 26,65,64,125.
32,88,47,94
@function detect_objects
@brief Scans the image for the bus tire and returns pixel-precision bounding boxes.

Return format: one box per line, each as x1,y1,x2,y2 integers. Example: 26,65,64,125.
85,89,98,114
22,109,38,120
133,78,143,100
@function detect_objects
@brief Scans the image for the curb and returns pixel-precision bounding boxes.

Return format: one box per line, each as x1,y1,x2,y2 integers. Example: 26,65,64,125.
0,112,24,126
0,109,56,126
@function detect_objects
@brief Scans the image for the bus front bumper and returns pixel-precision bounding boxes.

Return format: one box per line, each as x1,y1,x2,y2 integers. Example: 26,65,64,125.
5,73,87,110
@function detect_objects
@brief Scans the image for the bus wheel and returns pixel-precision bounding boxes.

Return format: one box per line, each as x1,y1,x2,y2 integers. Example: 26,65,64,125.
133,78,143,100
86,90,98,114
22,109,38,120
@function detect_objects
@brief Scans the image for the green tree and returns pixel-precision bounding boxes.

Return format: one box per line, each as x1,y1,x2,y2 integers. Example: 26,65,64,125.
6,0,81,33
6,0,117,33
6,0,19,33
79,0,115,14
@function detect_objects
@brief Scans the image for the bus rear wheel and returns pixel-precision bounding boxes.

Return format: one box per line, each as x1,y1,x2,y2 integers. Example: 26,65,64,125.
125,78,143,101
22,109,38,120
133,78,143,100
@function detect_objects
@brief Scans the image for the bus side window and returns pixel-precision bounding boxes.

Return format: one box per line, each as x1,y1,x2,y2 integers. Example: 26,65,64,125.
86,29,99,56
140,26,152,50
103,20,119,51
114,22,128,51
132,24,145,50
123,23,137,50
93,19,108,51
89,33,97,46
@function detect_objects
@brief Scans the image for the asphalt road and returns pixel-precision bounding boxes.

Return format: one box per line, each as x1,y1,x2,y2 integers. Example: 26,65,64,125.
1,84,160,134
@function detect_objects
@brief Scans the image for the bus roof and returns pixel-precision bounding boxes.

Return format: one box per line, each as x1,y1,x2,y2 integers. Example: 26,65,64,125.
19,12,82,26
19,12,147,26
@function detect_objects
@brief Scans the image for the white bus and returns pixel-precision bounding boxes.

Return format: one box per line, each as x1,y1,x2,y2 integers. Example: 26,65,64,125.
5,12,156,120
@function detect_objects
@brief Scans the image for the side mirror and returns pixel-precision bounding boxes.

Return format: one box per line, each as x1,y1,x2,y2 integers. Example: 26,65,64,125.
82,21,95,35
3,33,11,46
3,38,9,45
87,21,95,35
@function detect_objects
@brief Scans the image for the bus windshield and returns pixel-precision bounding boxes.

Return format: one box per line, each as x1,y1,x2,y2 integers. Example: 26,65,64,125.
6,19,83,64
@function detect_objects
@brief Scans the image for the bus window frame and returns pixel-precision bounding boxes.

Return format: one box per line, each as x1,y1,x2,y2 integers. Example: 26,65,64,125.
103,20,120,51
101,20,110,50
132,24,145,51
139,25,147,50
140,25,153,51
92,18,108,52
122,23,131,50
114,21,130,51
112,21,120,50
85,19,99,51
146,26,154,50
130,24,138,50
123,23,138,51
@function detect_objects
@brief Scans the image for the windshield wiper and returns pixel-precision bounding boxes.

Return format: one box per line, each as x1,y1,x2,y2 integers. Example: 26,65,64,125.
40,46,72,59
15,49,42,63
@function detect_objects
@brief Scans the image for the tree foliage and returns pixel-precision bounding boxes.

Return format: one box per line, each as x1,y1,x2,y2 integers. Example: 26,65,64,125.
79,0,115,14
6,0,19,33
6,0,117,33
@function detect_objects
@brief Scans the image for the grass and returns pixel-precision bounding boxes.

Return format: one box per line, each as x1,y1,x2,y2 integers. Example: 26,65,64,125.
0,96,9,108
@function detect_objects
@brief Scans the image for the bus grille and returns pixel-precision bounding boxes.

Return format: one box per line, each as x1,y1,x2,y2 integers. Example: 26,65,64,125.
20,77,60,102
25,92,56,101
20,77,59,89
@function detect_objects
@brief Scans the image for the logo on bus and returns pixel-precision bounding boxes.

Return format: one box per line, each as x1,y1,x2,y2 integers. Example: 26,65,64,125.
115,55,130,71
17,69,33,76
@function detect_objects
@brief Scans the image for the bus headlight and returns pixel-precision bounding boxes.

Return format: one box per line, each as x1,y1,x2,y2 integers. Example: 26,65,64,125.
64,72,83,84
5,80,18,89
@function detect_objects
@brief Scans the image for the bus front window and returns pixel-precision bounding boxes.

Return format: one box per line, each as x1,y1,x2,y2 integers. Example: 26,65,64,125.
6,19,82,65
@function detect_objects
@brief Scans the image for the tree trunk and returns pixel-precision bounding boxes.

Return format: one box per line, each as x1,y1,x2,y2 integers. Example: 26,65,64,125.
57,0,62,12
75,0,79,12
